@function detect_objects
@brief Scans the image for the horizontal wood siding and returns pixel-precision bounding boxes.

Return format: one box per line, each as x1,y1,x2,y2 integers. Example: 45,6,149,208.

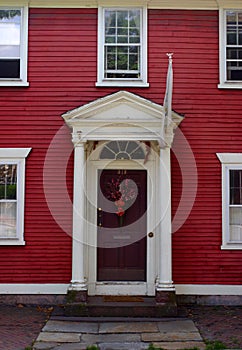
0,8,241,285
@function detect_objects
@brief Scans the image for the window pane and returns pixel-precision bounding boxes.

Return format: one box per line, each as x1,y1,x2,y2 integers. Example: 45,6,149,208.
0,202,16,238
104,8,141,79
229,207,242,241
100,141,145,160
0,9,21,79
0,164,17,200
0,45,20,57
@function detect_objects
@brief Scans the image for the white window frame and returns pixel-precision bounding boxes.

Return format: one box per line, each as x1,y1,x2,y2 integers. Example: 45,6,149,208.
217,153,242,249
0,6,29,87
96,6,149,87
218,8,242,89
0,148,31,245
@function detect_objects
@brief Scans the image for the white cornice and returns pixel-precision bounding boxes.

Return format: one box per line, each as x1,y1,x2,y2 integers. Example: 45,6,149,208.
1,0,241,9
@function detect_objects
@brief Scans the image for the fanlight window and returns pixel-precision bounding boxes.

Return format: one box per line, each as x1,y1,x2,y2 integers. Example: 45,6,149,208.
100,141,145,160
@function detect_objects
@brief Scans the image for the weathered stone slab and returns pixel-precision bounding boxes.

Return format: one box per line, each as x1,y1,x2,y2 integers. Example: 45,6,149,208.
82,333,141,343
142,331,203,342
98,342,148,350
36,332,81,343
43,320,99,333
99,322,158,334
53,344,87,350
33,342,58,350
158,319,198,333
152,341,206,350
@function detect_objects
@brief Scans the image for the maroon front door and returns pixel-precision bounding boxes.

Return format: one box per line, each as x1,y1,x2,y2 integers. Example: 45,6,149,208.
97,169,147,281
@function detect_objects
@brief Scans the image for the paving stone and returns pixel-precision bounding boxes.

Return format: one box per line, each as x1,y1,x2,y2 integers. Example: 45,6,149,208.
36,332,81,343
142,331,203,342
82,333,141,343
33,342,59,350
98,342,148,350
152,341,206,350
158,319,198,333
99,322,158,334
43,320,99,333
53,344,87,350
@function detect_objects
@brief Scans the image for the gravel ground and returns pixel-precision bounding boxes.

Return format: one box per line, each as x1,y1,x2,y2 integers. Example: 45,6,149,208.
185,305,242,349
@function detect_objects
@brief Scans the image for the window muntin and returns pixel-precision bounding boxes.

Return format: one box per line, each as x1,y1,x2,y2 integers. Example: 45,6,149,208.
229,169,242,242
104,9,141,79
0,163,17,238
225,10,242,82
97,7,148,87
0,148,31,245
100,141,145,160
0,7,28,86
217,153,242,249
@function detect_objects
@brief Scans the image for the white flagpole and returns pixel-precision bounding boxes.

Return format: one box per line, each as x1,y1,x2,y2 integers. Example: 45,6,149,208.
162,53,173,143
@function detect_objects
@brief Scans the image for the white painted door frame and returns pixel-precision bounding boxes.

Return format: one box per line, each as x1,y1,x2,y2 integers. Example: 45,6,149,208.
86,147,158,296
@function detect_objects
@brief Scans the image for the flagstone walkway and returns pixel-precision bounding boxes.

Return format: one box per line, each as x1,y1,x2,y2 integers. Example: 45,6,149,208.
33,317,206,350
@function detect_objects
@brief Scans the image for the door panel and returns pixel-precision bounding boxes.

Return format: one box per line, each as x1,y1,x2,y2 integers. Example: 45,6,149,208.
97,169,147,281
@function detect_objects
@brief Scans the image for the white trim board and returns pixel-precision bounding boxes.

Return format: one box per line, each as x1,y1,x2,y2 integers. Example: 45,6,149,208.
0,284,241,295
0,284,69,294
175,284,242,295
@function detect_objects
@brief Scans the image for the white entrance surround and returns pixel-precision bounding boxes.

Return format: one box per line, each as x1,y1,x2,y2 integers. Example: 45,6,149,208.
62,91,183,296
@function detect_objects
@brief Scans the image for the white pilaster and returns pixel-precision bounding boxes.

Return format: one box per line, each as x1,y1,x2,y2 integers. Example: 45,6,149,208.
156,146,175,291
69,135,87,291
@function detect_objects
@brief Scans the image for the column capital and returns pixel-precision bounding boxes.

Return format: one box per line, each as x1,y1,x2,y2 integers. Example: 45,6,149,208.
72,131,86,146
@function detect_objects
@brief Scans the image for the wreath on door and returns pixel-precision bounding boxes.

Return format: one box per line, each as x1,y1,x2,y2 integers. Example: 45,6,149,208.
105,176,137,218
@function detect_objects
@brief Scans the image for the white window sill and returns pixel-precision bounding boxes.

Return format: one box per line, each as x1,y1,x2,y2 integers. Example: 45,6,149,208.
96,81,149,88
221,243,242,250
0,81,29,87
218,82,242,89
0,239,26,246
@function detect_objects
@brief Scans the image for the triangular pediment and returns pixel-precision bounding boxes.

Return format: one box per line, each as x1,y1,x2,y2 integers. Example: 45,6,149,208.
62,91,183,148
62,91,163,123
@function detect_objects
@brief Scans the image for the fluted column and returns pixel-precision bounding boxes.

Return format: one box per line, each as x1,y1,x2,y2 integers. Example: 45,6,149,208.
156,146,175,293
69,134,87,293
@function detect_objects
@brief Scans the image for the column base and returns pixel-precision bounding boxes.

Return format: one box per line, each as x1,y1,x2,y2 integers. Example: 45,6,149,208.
67,282,88,303
155,290,177,317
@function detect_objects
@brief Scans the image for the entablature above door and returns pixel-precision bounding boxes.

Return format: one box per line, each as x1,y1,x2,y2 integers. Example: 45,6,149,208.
62,91,183,148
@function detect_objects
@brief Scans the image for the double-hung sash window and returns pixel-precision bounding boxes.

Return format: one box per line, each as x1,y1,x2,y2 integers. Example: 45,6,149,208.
0,148,31,245
219,9,242,88
97,7,148,87
217,153,242,249
0,7,28,86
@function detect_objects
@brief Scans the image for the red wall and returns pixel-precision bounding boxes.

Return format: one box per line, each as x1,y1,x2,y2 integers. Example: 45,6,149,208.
0,8,241,284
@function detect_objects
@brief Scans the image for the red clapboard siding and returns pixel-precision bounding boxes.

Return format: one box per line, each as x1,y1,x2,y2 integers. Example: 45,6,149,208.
0,8,241,285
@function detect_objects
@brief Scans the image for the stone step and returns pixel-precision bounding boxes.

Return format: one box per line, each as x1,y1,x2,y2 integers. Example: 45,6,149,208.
64,296,177,318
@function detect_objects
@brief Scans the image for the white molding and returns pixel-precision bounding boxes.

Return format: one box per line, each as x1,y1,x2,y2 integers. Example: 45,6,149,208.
217,153,242,164
176,284,242,295
6,0,220,10
62,91,183,148
0,148,31,159
0,283,241,296
0,148,31,245
0,5,29,87
96,6,148,87
218,8,242,89
217,153,242,249
0,284,69,294
86,147,158,296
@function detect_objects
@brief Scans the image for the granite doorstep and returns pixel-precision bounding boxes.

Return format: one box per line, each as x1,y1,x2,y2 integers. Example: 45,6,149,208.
42,320,99,333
